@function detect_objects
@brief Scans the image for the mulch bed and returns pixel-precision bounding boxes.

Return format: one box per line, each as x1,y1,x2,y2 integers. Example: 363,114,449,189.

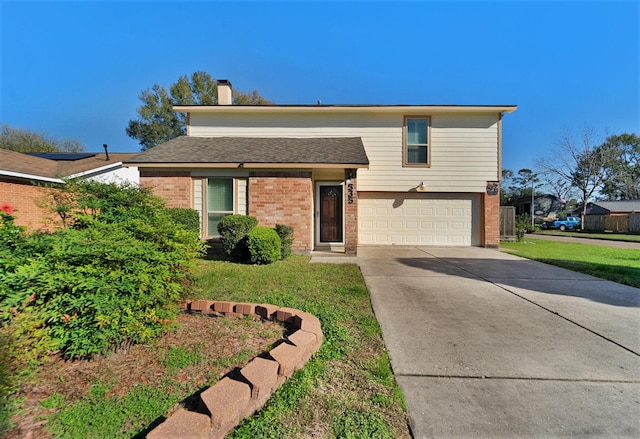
6,313,282,439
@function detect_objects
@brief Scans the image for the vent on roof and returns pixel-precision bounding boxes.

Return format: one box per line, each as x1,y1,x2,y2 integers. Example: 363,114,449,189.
29,153,97,161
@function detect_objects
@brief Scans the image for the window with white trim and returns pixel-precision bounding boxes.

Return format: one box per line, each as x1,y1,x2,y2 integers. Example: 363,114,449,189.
207,178,233,236
404,116,431,166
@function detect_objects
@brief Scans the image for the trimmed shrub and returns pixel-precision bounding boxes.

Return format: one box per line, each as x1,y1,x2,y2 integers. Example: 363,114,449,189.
217,215,257,261
166,207,200,233
248,227,282,265
274,224,294,259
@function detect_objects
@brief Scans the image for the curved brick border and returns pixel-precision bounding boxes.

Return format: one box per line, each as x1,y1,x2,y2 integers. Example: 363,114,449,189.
147,300,323,439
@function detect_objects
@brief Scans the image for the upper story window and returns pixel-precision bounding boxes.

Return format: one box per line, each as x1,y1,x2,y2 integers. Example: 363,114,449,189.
403,116,431,167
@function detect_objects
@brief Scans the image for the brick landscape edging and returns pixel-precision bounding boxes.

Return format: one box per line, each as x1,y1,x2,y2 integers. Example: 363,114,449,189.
147,300,323,439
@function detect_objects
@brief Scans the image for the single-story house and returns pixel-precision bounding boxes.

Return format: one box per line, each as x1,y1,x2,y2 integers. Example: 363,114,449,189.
0,148,139,230
125,81,517,254
584,200,640,215
580,200,640,233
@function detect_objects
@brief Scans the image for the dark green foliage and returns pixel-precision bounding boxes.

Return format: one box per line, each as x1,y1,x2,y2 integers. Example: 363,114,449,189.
126,72,273,150
274,224,294,259
0,181,206,360
0,333,13,435
217,215,257,261
166,207,200,233
247,227,282,265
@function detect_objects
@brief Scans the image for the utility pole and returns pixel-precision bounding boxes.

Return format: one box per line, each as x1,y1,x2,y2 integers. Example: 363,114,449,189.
531,180,535,229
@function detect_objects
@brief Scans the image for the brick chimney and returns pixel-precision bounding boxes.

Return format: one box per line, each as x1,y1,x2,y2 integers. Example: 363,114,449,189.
217,79,232,105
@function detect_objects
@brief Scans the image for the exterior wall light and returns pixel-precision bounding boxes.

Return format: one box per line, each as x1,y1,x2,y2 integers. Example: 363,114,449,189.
417,182,427,192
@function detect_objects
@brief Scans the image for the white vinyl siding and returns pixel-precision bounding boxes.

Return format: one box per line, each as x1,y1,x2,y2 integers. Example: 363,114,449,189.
193,178,203,234
236,178,248,214
189,112,499,193
358,193,481,246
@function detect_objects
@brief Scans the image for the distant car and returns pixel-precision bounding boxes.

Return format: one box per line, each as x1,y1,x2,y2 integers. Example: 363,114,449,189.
543,216,581,231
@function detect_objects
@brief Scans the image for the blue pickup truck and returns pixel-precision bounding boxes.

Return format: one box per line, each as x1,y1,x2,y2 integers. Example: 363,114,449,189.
542,216,582,231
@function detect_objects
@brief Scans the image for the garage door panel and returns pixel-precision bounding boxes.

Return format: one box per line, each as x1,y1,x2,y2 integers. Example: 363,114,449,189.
359,193,481,246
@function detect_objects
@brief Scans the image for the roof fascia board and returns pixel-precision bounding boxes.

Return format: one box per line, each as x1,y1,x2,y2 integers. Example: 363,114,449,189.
173,105,518,114
66,162,124,179
128,162,369,169
0,170,65,184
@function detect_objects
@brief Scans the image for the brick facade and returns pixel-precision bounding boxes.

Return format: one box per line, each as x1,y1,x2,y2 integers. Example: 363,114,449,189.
0,180,61,231
344,170,358,255
140,170,192,208
483,181,500,248
248,172,313,253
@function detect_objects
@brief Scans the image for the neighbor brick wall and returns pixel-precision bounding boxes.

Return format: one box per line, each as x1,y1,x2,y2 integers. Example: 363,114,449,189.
0,180,61,231
483,181,500,248
344,169,358,255
248,172,312,253
140,170,192,208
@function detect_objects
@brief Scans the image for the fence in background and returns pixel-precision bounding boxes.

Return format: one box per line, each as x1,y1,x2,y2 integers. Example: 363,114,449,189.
500,206,516,241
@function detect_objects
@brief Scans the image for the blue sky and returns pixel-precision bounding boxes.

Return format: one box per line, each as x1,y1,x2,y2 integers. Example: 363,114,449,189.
1,0,638,174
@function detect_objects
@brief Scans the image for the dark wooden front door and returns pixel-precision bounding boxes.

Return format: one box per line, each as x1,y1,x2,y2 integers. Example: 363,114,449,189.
320,185,343,242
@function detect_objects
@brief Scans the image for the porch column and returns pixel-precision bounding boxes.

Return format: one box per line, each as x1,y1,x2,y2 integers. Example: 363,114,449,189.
344,169,358,255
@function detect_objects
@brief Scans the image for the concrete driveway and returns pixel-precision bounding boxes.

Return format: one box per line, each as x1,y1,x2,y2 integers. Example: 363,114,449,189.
358,246,640,438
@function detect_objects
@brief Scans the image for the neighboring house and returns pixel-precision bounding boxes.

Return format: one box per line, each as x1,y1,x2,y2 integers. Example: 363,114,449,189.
584,200,640,215
0,149,139,230
580,200,640,233
125,81,517,254
514,194,566,219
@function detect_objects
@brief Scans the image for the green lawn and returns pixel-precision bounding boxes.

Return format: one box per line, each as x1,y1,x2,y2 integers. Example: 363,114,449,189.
501,238,640,288
535,230,640,242
191,255,411,438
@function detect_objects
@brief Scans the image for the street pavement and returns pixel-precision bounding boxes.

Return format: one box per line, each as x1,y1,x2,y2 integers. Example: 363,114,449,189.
358,246,640,438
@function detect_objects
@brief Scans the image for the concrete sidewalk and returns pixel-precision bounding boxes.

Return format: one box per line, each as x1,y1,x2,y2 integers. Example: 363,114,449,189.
358,246,640,438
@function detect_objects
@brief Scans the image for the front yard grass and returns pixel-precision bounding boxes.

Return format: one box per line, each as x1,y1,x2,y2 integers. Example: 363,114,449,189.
7,255,410,438
535,230,640,242
192,255,410,438
501,238,640,288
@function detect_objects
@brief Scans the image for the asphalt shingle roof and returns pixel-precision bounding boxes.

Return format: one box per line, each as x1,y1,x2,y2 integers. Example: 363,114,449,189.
590,200,640,213
125,137,369,166
1,149,136,180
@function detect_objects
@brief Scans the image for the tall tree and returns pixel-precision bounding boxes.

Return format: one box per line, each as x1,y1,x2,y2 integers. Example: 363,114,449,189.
597,133,640,200
0,124,85,153
537,128,608,219
511,168,542,226
126,72,273,150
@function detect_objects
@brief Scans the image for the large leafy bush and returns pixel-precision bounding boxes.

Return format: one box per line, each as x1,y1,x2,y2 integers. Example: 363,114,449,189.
217,214,257,261
248,227,282,265
166,207,200,233
0,181,206,359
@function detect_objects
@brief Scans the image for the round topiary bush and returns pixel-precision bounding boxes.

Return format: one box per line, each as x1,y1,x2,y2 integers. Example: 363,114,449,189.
247,227,282,265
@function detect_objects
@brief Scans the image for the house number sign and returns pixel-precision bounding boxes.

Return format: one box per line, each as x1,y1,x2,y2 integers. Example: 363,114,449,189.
347,182,354,204
486,183,499,196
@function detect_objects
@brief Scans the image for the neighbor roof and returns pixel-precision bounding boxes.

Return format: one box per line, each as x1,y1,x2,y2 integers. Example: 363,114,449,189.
125,137,370,168
0,149,136,182
589,200,640,213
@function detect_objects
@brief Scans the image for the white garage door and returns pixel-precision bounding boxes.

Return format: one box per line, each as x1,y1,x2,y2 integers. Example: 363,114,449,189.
358,193,481,246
